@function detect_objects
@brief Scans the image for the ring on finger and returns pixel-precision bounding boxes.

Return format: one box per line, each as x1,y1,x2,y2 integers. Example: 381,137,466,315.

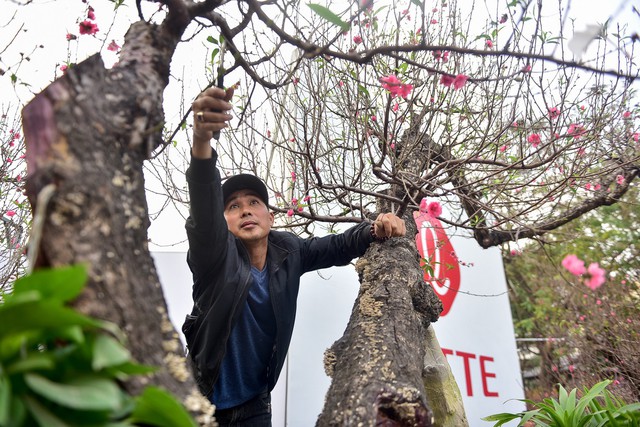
196,111,205,122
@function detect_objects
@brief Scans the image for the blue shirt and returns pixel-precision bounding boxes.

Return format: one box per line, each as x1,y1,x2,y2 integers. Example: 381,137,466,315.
211,265,276,409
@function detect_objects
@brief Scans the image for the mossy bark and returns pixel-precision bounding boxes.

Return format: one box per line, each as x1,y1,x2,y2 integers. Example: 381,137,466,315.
317,215,445,426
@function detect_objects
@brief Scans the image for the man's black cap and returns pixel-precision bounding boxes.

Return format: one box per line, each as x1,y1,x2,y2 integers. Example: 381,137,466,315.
222,174,269,206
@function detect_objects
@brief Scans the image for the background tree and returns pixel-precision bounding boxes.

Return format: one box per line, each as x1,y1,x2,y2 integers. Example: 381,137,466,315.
1,0,638,425
504,183,639,404
1,108,28,294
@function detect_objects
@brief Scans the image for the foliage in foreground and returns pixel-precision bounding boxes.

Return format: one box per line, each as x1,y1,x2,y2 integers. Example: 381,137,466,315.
484,380,640,427
0,265,196,427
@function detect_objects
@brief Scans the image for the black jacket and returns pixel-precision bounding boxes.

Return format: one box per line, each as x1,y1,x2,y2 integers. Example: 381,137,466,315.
182,152,375,397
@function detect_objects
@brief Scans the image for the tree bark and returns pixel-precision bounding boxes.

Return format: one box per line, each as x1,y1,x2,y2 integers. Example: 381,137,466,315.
317,218,443,426
422,326,469,427
21,22,215,424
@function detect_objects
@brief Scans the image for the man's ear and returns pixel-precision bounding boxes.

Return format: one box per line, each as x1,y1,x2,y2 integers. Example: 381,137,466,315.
269,211,275,225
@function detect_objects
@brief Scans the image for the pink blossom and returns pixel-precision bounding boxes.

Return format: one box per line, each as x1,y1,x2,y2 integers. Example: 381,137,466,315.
527,133,541,148
522,64,532,73
499,14,508,24
371,115,377,122
594,183,601,191
87,6,95,20
562,254,586,276
427,201,442,218
585,183,591,190
616,174,625,185
440,75,455,87
287,209,294,217
5,210,16,218
485,39,493,48
380,75,413,99
60,64,68,73
107,40,120,52
548,107,560,119
353,35,363,44
79,20,99,35
66,33,77,41
453,74,468,89
430,19,438,24
632,132,639,142
585,263,606,290
297,206,304,212
303,195,311,202
339,80,344,88
291,171,296,181
567,123,585,138
419,198,428,213
596,299,602,305
622,111,631,119
510,249,521,256
291,198,298,205
499,145,507,152
392,102,399,112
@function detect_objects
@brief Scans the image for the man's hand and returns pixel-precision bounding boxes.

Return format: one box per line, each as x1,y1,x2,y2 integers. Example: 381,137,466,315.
191,86,234,158
373,213,406,239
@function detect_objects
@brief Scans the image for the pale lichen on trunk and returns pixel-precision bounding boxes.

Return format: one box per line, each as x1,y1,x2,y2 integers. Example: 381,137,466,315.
318,229,442,426
21,19,214,424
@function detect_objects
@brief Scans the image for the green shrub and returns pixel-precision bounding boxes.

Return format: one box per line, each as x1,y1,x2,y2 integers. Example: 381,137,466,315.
483,380,640,427
0,265,197,427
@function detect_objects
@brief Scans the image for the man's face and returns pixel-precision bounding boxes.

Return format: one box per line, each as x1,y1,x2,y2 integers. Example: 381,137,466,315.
224,189,274,244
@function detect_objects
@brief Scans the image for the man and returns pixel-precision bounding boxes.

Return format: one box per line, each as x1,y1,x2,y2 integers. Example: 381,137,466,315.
183,87,406,426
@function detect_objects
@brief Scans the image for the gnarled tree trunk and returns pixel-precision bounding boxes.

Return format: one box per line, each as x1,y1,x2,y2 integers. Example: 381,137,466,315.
22,21,214,424
318,215,445,426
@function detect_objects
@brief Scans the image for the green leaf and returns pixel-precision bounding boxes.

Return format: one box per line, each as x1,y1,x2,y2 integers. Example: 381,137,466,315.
307,4,350,31
128,387,197,427
206,35,218,45
210,48,219,66
357,84,369,96
0,301,100,338
12,265,87,303
481,412,522,425
106,361,157,377
22,395,70,427
0,373,10,425
6,353,55,374
24,374,124,412
409,0,422,6
92,335,132,370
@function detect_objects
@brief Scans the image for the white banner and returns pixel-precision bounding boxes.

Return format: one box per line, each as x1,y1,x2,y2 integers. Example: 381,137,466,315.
153,216,525,426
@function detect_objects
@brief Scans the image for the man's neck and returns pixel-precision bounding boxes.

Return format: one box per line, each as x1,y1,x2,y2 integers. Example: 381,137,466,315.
243,239,268,270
